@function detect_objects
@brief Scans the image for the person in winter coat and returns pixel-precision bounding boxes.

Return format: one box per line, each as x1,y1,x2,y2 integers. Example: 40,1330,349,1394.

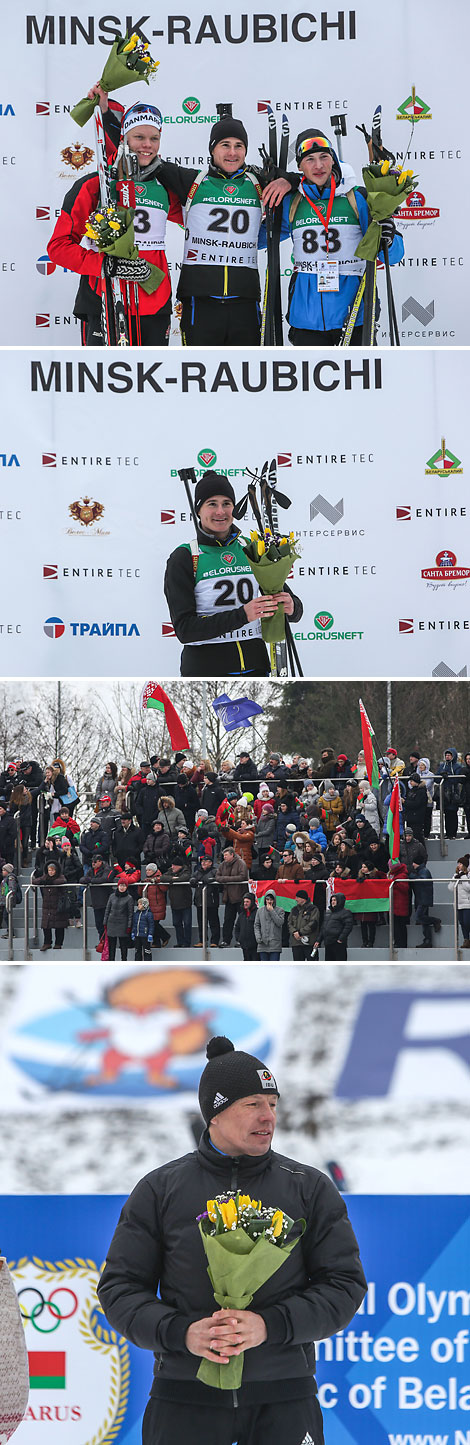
416,757,435,837
174,774,198,833
234,894,258,960
96,796,121,850
131,898,154,961
191,853,221,948
288,891,320,959
254,891,284,960
437,747,464,838
80,855,116,939
143,818,172,868
260,753,289,784
0,863,19,937
353,816,379,858
308,817,328,852
333,840,360,880
317,892,353,961
449,857,470,947
81,816,110,868
388,861,410,949
316,747,335,780
200,772,228,818
159,861,193,948
461,753,470,839
411,867,441,948
94,763,118,806
253,783,275,820
134,772,162,832
33,860,69,951
363,837,389,874
215,846,249,946
113,815,145,868
254,804,277,858
10,784,32,867
141,865,170,949
0,802,16,865
356,781,380,835
103,880,134,961
319,785,343,835
277,851,303,884
275,797,299,851
156,796,187,836
329,756,354,794
221,821,255,871
97,1035,367,1445
403,774,429,842
233,752,259,784
60,840,82,926
352,749,368,783
17,759,46,850
250,848,280,884
399,827,428,871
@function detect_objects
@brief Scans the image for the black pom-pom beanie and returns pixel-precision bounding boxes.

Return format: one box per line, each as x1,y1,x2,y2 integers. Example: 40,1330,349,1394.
198,1035,279,1123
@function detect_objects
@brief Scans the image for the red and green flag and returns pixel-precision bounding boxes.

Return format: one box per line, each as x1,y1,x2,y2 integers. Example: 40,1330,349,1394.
332,876,391,914
250,880,314,911
359,699,380,788
141,682,190,751
387,779,401,862
28,1352,66,1389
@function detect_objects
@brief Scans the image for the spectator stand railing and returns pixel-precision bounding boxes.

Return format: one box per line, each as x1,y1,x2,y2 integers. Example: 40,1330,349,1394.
5,889,14,961
388,877,460,960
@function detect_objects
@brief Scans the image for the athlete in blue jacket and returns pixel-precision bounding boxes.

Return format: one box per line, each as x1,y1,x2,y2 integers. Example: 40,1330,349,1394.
275,128,404,344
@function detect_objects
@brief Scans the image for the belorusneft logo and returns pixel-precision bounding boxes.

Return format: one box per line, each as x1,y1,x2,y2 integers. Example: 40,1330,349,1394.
421,551,470,586
399,617,470,633
163,97,217,125
425,438,463,475
43,618,140,638
293,610,364,642
170,450,245,479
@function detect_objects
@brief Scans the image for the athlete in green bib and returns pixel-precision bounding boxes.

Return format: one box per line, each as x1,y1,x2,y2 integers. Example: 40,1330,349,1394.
164,471,303,676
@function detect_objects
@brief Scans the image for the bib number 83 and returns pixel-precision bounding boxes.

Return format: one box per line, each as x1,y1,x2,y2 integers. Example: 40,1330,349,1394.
213,577,254,606
301,226,341,255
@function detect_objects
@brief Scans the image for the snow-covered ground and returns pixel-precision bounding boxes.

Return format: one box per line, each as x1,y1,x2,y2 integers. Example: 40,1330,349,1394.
0,963,469,1194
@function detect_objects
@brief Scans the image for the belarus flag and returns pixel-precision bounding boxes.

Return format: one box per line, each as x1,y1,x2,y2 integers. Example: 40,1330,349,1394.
141,682,189,751
250,881,314,910
386,780,402,862
332,877,391,913
28,1351,66,1389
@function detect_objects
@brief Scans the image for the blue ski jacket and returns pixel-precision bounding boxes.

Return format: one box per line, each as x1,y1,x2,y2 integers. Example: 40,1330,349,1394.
261,180,404,333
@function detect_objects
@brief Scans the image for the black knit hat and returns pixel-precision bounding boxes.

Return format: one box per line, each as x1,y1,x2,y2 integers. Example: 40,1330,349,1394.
198,1036,279,1123
195,470,236,513
209,117,248,154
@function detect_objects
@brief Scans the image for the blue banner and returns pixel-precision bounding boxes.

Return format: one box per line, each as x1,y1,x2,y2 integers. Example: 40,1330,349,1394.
2,1195,470,1443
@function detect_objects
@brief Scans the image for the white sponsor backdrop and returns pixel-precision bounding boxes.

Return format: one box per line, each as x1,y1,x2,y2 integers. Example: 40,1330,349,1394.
0,0,469,344
0,345,468,676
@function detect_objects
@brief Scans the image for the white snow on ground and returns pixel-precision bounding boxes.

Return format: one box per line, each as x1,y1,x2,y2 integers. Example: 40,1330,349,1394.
0,964,469,1194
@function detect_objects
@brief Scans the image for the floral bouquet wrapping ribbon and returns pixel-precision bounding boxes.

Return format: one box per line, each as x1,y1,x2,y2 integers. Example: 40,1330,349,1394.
71,32,159,127
196,1192,304,1390
241,530,301,645
84,205,164,294
355,162,418,262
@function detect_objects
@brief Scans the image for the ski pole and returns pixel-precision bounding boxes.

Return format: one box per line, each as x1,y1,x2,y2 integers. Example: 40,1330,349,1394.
177,468,199,529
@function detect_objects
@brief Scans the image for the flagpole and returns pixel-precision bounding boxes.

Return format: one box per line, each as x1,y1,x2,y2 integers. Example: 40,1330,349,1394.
386,681,392,750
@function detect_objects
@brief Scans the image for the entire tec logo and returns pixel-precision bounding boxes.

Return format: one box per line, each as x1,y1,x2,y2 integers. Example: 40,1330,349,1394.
400,617,470,634
396,504,467,522
396,87,432,122
36,206,51,220
162,623,176,637
421,551,470,583
294,610,364,642
425,438,463,476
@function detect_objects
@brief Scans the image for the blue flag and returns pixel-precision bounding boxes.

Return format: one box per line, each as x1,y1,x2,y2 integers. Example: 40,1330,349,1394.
212,694,264,732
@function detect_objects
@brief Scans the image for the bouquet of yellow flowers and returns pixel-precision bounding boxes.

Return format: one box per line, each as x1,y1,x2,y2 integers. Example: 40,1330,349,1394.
355,161,418,262
196,1191,304,1389
71,31,159,127
241,529,301,644
83,204,164,294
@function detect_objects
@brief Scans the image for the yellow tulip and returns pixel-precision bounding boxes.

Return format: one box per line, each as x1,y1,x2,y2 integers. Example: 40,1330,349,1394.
95,213,104,222
237,1195,252,1210
123,34,138,51
271,1209,283,1237
397,170,407,186
380,160,390,175
257,540,265,556
251,1198,261,1210
207,1200,217,1222
219,1198,238,1230
85,227,98,240
108,220,121,230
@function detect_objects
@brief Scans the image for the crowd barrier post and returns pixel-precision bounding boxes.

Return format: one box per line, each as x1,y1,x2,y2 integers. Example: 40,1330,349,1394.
453,879,460,959
439,779,448,858
201,885,209,961
6,891,14,961
388,879,397,959
23,885,33,960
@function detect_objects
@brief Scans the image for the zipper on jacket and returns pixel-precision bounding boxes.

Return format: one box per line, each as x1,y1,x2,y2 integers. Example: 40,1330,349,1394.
223,264,228,297
230,1159,239,1190
232,1389,239,1408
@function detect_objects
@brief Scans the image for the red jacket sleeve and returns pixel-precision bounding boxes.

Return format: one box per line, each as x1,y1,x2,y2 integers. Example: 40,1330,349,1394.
48,175,104,281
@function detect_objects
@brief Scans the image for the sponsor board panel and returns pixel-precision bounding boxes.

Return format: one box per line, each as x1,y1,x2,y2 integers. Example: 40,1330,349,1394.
0,346,468,674
0,0,469,342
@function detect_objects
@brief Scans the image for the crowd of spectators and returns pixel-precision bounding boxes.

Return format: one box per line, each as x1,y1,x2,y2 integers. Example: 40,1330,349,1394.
1,742,469,955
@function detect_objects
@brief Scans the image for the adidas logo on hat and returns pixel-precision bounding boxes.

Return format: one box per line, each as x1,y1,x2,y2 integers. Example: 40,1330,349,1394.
213,1092,228,1109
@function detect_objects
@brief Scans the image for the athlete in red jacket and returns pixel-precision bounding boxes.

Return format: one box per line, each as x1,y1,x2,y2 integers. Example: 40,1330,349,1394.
48,94,183,345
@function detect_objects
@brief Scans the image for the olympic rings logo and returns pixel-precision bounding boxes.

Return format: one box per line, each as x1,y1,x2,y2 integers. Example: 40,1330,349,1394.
18,1287,78,1333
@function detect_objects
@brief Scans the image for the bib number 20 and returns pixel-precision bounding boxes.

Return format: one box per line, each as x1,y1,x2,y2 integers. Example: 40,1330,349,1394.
207,207,250,235
214,577,254,606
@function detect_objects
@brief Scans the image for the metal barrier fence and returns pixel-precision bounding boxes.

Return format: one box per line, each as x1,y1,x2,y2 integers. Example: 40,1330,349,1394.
14,874,464,960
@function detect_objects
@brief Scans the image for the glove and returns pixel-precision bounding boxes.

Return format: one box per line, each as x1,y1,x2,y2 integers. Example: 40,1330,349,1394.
104,255,152,283
380,219,396,251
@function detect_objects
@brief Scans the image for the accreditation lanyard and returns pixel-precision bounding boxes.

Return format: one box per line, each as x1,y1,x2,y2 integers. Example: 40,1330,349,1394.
299,176,336,251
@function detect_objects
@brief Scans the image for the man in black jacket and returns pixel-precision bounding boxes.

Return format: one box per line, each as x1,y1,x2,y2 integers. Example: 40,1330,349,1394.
98,1035,367,1444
